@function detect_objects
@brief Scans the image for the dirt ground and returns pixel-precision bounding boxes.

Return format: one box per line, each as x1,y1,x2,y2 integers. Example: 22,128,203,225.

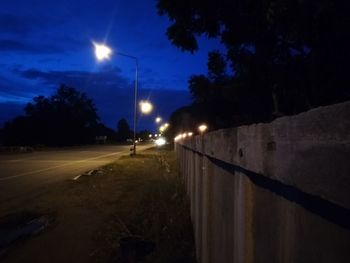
0,146,195,263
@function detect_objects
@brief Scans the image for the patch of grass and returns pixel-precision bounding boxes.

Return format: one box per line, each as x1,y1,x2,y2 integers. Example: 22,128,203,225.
92,147,196,262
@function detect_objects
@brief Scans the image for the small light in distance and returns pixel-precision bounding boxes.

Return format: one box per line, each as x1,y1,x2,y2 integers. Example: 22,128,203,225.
155,117,162,123
174,134,182,142
198,124,208,134
188,132,193,136
148,134,152,138
182,133,187,138
155,137,166,146
159,123,169,133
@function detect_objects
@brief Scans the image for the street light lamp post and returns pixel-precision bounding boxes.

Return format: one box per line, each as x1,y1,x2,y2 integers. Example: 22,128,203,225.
155,117,162,123
198,124,208,135
139,100,153,114
93,42,139,155
113,52,139,155
124,54,138,155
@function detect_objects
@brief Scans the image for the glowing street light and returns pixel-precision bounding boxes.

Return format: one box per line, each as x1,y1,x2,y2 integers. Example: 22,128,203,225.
139,100,153,114
198,124,208,134
155,117,162,123
155,137,166,146
93,41,139,154
93,42,112,61
159,123,169,134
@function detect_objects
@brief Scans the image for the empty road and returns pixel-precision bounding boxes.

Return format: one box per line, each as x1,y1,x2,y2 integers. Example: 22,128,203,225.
0,144,152,203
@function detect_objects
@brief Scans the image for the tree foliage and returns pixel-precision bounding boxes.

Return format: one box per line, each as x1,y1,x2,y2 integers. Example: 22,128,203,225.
3,85,104,146
165,106,201,139
157,0,350,130
207,51,226,81
116,118,132,141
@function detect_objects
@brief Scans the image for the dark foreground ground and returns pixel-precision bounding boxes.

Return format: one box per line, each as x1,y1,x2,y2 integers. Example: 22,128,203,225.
0,146,195,263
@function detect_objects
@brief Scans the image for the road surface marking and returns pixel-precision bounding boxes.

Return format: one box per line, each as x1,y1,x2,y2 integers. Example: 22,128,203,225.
0,151,126,182
4,158,35,162
73,175,83,180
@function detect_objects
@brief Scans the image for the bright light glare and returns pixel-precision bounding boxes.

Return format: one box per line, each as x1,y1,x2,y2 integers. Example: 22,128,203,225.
139,100,153,114
159,123,169,133
155,117,162,123
155,137,166,146
93,42,112,61
198,124,208,133
149,134,152,138
188,132,193,136
174,134,182,141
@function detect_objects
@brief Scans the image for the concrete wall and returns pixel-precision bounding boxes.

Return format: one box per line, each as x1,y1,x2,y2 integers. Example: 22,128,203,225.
176,101,350,263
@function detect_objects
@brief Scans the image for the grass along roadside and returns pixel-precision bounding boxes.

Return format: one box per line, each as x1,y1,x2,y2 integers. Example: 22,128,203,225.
0,146,195,263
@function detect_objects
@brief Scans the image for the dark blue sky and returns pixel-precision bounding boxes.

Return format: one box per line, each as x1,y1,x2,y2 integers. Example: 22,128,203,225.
0,0,222,131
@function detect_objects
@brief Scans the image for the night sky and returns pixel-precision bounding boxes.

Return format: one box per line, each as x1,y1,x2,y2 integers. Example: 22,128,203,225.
0,0,222,131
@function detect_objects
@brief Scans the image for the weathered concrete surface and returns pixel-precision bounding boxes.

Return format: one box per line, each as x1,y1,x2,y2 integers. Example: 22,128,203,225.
176,101,350,263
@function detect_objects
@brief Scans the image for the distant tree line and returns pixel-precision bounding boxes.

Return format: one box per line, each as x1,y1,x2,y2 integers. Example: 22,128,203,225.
116,118,132,142
116,118,153,142
1,85,112,146
157,0,350,134
0,84,152,146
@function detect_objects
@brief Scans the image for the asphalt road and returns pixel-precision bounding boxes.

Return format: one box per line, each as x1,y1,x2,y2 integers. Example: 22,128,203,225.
0,144,152,203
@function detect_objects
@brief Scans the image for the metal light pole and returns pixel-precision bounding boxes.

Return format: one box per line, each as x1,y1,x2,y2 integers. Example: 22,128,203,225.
117,53,138,155
93,42,139,155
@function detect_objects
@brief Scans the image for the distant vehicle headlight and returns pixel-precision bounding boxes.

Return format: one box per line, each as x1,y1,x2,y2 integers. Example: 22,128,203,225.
155,137,166,146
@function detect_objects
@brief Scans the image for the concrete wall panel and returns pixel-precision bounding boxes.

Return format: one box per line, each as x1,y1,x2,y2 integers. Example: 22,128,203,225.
176,101,350,262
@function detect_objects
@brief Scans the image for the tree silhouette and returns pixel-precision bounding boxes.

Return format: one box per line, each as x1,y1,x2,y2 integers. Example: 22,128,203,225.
207,51,227,81
157,0,350,130
3,84,101,146
116,118,131,141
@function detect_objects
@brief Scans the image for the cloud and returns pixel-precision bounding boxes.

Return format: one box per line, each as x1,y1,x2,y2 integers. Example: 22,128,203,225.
0,73,30,126
0,92,29,104
0,39,66,54
11,66,191,130
0,102,25,127
0,74,46,102
12,66,135,126
0,13,42,36
0,12,87,54
15,66,130,89
0,12,67,36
